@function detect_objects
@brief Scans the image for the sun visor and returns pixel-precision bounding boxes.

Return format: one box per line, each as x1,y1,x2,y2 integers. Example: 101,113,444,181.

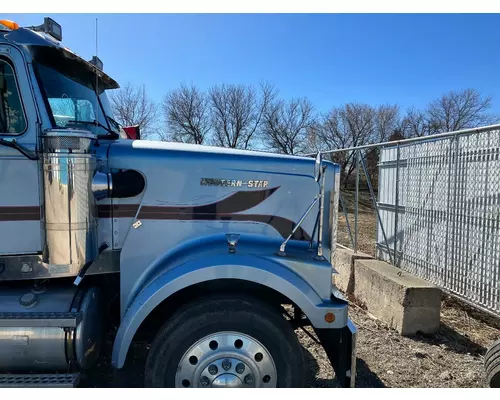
28,44,119,91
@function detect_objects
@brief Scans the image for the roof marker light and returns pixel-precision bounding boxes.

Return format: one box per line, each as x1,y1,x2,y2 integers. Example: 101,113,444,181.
32,17,62,41
0,20,19,30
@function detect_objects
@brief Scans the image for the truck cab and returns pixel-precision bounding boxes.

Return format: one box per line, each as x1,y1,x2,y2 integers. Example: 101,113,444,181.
0,17,356,388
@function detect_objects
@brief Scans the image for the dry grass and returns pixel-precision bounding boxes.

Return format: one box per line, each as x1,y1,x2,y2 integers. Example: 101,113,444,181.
440,296,500,349
301,296,500,388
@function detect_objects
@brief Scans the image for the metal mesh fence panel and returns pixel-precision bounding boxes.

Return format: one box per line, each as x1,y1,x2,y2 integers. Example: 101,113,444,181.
377,128,500,316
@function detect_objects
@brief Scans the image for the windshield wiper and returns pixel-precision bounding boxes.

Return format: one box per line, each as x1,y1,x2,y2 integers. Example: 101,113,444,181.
106,115,121,131
67,119,119,139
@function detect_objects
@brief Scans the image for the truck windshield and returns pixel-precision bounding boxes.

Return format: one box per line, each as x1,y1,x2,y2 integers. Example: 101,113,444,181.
35,63,118,136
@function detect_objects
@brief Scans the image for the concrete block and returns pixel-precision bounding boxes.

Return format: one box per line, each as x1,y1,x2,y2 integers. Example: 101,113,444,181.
332,246,373,294
353,258,441,336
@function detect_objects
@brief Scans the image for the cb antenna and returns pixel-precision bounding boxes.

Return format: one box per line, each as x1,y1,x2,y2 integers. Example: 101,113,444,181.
94,17,99,134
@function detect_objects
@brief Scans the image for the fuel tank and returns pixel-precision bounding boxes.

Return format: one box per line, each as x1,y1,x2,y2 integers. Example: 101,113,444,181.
0,283,103,372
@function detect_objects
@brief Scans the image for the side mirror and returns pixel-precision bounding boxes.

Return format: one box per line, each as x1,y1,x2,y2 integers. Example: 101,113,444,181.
314,152,322,182
122,125,140,140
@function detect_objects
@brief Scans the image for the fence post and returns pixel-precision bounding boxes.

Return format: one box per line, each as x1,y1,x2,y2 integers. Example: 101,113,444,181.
443,136,455,288
354,149,360,253
393,143,401,266
450,133,460,294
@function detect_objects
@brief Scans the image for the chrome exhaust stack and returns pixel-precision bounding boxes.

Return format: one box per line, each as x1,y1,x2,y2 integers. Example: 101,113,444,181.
41,130,99,276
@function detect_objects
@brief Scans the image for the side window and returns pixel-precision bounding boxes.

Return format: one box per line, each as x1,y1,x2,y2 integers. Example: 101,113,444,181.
0,58,27,135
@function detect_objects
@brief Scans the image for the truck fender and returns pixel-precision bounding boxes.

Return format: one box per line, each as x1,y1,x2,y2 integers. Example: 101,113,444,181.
111,254,330,368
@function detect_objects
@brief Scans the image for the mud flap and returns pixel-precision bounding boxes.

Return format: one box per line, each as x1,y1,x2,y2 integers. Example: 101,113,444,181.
314,319,357,388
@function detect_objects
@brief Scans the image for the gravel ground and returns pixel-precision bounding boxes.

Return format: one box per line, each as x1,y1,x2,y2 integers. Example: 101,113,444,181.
81,294,500,388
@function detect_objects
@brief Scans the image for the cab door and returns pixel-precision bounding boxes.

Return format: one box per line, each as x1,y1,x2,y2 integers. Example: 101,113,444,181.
0,44,41,255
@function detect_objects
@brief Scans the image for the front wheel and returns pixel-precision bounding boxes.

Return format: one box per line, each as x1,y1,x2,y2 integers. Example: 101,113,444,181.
144,295,305,388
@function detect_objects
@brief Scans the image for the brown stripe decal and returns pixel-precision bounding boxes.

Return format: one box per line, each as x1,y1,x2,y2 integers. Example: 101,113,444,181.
1,188,310,240
228,214,310,241
98,204,139,219
138,187,278,219
0,206,40,221
98,187,310,241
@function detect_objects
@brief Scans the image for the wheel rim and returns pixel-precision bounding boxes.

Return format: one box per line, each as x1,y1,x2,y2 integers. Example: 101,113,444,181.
175,331,277,388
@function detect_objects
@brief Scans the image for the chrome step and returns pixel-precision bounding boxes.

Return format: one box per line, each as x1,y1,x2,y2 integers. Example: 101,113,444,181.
0,373,80,388
0,311,82,328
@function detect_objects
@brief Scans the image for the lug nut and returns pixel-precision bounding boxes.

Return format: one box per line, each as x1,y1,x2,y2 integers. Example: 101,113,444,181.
208,364,218,375
199,376,210,387
235,363,245,374
244,374,254,385
222,359,232,371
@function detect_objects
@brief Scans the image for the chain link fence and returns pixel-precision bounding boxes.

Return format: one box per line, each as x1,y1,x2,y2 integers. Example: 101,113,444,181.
319,124,500,317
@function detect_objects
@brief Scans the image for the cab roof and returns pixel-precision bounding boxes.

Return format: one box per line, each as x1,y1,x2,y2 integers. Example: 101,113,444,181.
0,27,119,90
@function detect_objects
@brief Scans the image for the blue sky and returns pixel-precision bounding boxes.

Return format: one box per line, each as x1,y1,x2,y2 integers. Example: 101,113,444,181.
4,13,500,114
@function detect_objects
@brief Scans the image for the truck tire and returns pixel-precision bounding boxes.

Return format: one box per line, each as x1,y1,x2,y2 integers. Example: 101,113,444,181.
485,339,500,388
144,294,305,388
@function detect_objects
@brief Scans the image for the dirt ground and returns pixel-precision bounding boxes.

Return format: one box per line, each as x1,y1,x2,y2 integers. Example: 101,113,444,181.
301,295,500,388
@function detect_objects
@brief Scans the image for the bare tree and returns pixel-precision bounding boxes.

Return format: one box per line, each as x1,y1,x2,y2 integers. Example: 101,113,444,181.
261,97,315,155
310,108,348,152
401,107,433,138
363,104,402,183
375,104,400,142
426,88,497,132
162,84,211,144
109,83,158,139
209,82,274,149
312,103,377,151
401,89,497,138
313,103,377,187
